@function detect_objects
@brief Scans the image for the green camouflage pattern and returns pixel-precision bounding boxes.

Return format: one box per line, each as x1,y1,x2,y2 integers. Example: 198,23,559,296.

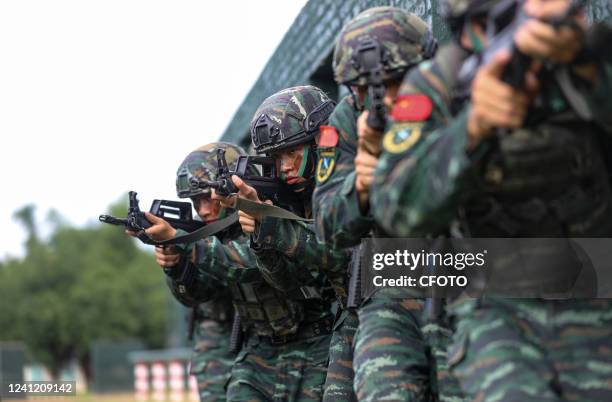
371,42,612,401
254,215,350,308
172,228,329,337
250,85,333,154
314,36,463,401
312,95,374,250
333,7,432,86
371,43,471,237
447,298,612,401
226,333,330,402
166,226,257,306
311,94,459,401
422,310,465,402
176,142,248,198
169,229,333,400
168,195,337,399
353,292,432,402
253,214,356,400
371,52,612,239
190,318,234,402
323,310,358,402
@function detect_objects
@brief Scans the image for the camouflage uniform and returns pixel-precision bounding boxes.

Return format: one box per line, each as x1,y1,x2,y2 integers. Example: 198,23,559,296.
246,85,356,402
312,8,462,402
165,143,244,402
168,143,335,402
167,291,234,401
371,16,612,399
255,215,355,402
172,218,335,402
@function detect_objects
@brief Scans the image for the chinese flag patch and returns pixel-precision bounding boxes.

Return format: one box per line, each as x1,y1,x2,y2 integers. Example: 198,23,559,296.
317,125,339,147
391,94,433,122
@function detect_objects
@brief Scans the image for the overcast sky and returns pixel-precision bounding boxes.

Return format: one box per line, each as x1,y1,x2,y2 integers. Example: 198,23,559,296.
0,0,308,260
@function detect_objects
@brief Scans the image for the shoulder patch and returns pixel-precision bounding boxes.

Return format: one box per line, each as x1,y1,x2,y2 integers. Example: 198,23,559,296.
316,148,337,184
391,94,433,122
383,122,424,154
317,126,339,147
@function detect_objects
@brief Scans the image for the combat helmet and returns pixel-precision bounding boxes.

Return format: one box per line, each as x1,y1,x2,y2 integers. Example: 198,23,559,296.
175,142,248,198
250,85,335,155
441,0,502,37
333,7,438,86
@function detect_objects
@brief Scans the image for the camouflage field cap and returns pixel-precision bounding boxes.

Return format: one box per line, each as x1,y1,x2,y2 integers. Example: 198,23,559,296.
175,142,247,198
250,85,335,154
441,0,502,35
333,7,437,86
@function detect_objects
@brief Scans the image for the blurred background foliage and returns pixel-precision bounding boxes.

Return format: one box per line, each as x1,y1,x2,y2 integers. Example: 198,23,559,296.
0,196,168,379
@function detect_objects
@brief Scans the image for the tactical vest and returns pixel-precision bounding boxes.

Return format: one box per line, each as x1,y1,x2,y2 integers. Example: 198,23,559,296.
468,112,612,237
462,109,612,294
228,267,330,337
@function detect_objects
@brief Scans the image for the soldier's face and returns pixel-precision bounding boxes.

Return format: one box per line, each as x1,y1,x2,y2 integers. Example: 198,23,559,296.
273,145,306,185
191,194,222,223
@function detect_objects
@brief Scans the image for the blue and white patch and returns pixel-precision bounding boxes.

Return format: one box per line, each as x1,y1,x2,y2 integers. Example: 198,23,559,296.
383,122,424,154
316,148,337,184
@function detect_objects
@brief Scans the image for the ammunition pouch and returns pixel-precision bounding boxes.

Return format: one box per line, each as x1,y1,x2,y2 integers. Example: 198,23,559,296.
461,115,612,295
197,297,234,323
469,116,612,237
229,278,325,337
253,316,334,345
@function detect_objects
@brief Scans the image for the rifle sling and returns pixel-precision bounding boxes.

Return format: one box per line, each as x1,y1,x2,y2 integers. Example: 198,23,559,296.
137,212,239,246
234,197,313,222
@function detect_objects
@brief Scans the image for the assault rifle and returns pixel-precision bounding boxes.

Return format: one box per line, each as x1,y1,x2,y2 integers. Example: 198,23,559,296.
194,149,304,214
458,0,587,96
99,191,236,246
100,191,204,233
355,36,387,132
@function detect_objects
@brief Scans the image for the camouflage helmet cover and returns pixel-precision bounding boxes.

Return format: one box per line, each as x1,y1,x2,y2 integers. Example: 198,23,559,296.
175,142,247,198
333,7,435,86
250,85,335,154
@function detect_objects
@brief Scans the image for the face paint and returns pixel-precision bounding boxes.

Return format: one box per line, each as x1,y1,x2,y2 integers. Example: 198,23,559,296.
296,145,310,177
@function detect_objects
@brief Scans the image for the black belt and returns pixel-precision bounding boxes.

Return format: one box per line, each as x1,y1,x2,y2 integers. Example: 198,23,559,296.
255,316,334,345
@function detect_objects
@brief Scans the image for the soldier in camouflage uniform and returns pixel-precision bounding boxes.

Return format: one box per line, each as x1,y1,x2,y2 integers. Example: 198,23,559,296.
371,0,612,400
226,85,355,402
311,7,463,402
146,138,338,401
141,143,240,402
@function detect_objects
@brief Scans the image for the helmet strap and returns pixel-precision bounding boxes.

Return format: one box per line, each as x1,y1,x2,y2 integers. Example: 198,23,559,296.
467,20,484,54
347,86,365,112
286,144,316,193
296,144,310,178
